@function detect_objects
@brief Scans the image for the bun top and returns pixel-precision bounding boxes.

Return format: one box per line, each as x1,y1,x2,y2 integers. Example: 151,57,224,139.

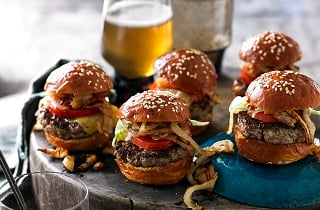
154,48,217,95
45,60,113,95
118,90,190,122
246,70,320,113
239,31,302,67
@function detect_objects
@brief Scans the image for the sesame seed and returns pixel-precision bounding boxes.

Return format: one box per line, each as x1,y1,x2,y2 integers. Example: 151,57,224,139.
259,70,297,96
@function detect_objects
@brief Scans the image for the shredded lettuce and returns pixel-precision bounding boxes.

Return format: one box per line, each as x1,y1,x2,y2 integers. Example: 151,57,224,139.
226,96,250,134
189,119,210,127
310,108,320,116
228,96,249,114
112,119,129,147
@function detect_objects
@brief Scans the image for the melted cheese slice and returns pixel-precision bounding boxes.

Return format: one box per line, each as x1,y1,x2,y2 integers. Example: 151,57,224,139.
74,114,101,135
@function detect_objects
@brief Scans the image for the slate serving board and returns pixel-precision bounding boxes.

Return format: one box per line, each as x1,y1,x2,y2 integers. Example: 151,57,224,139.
18,59,320,209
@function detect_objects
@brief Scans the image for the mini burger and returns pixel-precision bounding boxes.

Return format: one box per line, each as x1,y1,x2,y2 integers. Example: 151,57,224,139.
232,31,302,96
36,60,118,151
150,48,220,135
113,90,202,185
228,70,320,164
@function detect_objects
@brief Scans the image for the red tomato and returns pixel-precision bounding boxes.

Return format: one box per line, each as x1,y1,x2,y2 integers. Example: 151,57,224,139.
149,78,171,90
192,92,205,102
48,102,99,118
131,135,175,150
240,68,255,85
148,81,158,90
249,111,279,123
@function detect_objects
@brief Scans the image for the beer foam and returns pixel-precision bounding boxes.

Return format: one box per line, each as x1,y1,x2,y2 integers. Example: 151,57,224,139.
105,0,172,27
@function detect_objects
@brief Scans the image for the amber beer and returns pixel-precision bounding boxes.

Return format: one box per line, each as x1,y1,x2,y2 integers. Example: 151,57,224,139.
101,1,173,79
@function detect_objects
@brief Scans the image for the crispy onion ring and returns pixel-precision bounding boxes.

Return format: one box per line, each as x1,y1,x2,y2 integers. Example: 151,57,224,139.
171,122,203,155
187,140,234,185
184,165,218,210
184,140,234,209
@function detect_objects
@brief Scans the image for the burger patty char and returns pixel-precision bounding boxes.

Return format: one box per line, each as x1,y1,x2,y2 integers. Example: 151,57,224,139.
114,141,190,168
237,111,307,144
37,108,93,140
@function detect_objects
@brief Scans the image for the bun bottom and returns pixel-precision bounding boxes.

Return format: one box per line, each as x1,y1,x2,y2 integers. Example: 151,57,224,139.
44,131,110,151
234,126,313,165
115,155,193,185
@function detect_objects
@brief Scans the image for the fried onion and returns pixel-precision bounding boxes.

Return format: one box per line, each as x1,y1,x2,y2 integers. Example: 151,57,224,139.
187,140,234,185
171,122,203,154
287,110,312,144
37,147,68,158
302,109,316,143
184,139,234,209
184,165,218,210
95,101,117,137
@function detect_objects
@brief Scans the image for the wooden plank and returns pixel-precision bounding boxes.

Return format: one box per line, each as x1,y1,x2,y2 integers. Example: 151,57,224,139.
29,75,320,209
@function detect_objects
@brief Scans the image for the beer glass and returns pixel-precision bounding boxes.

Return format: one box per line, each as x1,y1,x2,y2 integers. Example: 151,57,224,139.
101,0,173,104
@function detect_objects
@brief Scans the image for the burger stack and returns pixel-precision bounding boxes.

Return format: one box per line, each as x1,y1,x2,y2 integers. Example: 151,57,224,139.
36,60,118,151
151,48,220,135
112,90,202,185
232,31,302,96
228,31,320,164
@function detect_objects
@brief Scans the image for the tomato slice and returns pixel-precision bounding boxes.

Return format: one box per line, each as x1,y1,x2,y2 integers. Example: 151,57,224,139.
148,81,158,90
249,111,279,123
192,92,205,102
240,68,255,85
48,102,99,118
131,135,175,150
149,78,171,90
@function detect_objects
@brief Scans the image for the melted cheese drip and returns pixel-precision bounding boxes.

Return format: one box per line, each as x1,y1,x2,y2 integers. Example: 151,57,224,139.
74,114,101,135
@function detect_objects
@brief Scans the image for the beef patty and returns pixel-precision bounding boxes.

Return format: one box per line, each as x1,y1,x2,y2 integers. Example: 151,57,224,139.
237,111,307,144
114,141,190,168
37,107,93,140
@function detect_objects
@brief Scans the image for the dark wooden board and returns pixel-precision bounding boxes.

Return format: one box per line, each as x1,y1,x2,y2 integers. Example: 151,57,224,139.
29,74,320,209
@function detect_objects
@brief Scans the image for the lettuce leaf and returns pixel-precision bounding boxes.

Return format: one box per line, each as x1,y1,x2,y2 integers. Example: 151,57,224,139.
228,96,249,114
189,119,210,126
112,119,129,147
310,108,320,116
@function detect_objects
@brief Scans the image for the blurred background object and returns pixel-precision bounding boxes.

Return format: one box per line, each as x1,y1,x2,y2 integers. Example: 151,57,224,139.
1,0,320,96
172,0,233,75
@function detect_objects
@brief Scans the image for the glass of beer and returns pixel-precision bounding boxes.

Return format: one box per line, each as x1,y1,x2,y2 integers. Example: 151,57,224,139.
101,0,173,104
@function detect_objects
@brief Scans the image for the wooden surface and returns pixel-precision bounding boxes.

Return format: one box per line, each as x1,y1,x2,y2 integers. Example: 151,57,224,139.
28,74,319,210
29,74,267,210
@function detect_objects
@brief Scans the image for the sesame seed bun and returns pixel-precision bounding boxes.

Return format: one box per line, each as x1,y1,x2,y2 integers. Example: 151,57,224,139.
38,60,116,152
154,48,217,95
117,90,190,122
115,155,193,185
239,31,302,68
44,60,113,95
234,125,315,164
246,70,320,114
